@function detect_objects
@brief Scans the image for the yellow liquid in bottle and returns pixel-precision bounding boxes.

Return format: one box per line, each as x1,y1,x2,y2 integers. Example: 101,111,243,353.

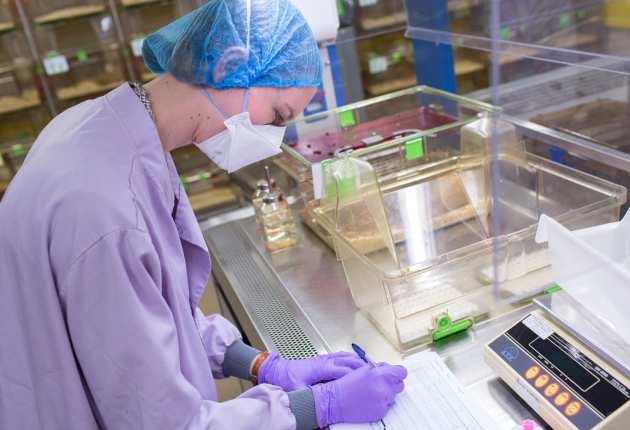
261,201,297,252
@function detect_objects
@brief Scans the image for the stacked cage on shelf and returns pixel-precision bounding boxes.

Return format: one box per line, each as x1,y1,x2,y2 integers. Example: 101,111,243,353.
29,0,127,110
353,0,406,32
494,1,605,82
352,0,417,97
357,30,417,96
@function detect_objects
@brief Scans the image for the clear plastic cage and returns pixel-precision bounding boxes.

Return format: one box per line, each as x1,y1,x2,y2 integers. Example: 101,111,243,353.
276,85,498,202
309,114,626,350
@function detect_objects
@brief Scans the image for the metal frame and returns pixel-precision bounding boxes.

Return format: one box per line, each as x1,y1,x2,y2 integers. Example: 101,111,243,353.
404,0,457,92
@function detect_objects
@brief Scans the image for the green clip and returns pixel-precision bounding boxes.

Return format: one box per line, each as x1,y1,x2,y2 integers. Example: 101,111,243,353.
338,110,356,128
76,50,88,62
559,14,571,28
432,314,473,343
325,176,356,199
405,137,424,161
390,51,402,64
46,51,59,59
500,27,512,40
544,284,562,295
11,144,26,157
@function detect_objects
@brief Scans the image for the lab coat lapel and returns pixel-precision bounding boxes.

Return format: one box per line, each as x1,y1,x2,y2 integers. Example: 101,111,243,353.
165,154,211,310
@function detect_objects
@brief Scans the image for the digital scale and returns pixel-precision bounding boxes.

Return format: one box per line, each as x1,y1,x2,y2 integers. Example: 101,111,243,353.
485,292,630,430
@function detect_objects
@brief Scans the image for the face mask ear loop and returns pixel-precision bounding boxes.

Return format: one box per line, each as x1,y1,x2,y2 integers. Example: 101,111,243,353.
200,87,230,120
241,88,250,113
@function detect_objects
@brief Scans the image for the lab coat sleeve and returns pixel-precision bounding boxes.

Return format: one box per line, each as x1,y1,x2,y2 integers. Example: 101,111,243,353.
194,308,248,379
59,229,297,430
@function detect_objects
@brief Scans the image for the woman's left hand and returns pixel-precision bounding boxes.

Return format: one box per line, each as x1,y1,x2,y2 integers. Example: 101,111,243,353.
257,352,367,391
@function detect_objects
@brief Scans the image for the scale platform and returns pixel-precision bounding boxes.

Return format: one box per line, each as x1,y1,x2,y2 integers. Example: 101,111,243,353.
534,292,630,379
484,291,630,430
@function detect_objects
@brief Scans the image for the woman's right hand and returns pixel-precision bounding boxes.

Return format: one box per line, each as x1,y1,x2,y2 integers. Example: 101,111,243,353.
311,363,408,427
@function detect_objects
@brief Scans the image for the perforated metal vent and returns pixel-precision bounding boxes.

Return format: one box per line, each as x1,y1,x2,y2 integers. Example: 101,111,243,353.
208,223,319,359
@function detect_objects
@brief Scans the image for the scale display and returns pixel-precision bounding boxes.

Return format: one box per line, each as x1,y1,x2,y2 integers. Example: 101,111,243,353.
488,314,630,430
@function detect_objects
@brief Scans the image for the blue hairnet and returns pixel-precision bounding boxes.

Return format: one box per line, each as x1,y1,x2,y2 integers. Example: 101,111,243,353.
142,0,322,89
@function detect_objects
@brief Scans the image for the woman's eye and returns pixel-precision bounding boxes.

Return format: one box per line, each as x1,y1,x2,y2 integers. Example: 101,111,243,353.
273,110,283,126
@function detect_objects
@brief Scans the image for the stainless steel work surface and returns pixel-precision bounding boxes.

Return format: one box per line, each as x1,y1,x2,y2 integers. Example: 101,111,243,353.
204,215,550,429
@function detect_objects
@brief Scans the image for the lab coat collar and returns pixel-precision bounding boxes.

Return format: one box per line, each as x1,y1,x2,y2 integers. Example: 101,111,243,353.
105,83,174,208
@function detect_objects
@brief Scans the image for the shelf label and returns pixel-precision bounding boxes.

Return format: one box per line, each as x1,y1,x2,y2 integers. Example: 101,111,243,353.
43,53,69,76
368,55,388,74
358,0,378,6
131,37,146,57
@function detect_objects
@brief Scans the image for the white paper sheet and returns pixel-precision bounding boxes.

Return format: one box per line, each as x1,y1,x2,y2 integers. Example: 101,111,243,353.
332,351,497,430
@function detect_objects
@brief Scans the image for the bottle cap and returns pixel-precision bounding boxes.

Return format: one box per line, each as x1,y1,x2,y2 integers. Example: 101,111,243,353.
262,192,280,204
256,179,270,191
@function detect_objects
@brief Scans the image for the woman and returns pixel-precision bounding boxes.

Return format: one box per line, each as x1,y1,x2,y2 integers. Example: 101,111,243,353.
0,1,407,429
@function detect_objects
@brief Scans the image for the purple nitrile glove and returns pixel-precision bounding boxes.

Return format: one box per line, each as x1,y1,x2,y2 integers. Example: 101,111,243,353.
311,363,408,427
257,351,368,391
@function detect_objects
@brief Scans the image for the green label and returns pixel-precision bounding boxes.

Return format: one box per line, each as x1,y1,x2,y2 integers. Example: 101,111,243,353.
11,144,26,157
405,137,425,161
390,50,402,64
500,27,513,40
338,110,356,128
76,50,88,62
559,14,571,28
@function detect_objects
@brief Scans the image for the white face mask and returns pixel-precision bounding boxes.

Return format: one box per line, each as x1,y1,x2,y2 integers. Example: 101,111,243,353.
195,88,286,173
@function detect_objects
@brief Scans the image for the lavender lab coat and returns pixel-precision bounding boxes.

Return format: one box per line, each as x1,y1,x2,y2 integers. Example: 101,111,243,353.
0,84,296,430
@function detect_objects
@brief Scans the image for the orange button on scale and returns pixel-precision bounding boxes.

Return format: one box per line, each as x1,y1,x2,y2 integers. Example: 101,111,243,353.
565,401,582,417
525,366,540,380
535,374,550,388
545,383,560,398
555,392,571,407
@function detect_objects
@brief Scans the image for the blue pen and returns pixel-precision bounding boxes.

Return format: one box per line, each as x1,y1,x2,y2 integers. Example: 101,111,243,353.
352,343,375,367
352,343,386,430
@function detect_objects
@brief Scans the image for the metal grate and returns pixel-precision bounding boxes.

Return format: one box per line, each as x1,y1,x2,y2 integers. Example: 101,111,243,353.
210,224,318,359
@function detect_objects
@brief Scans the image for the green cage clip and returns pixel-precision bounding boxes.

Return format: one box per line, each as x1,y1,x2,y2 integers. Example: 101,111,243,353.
338,110,356,128
431,313,473,343
405,137,425,161
500,27,513,40
544,283,562,295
